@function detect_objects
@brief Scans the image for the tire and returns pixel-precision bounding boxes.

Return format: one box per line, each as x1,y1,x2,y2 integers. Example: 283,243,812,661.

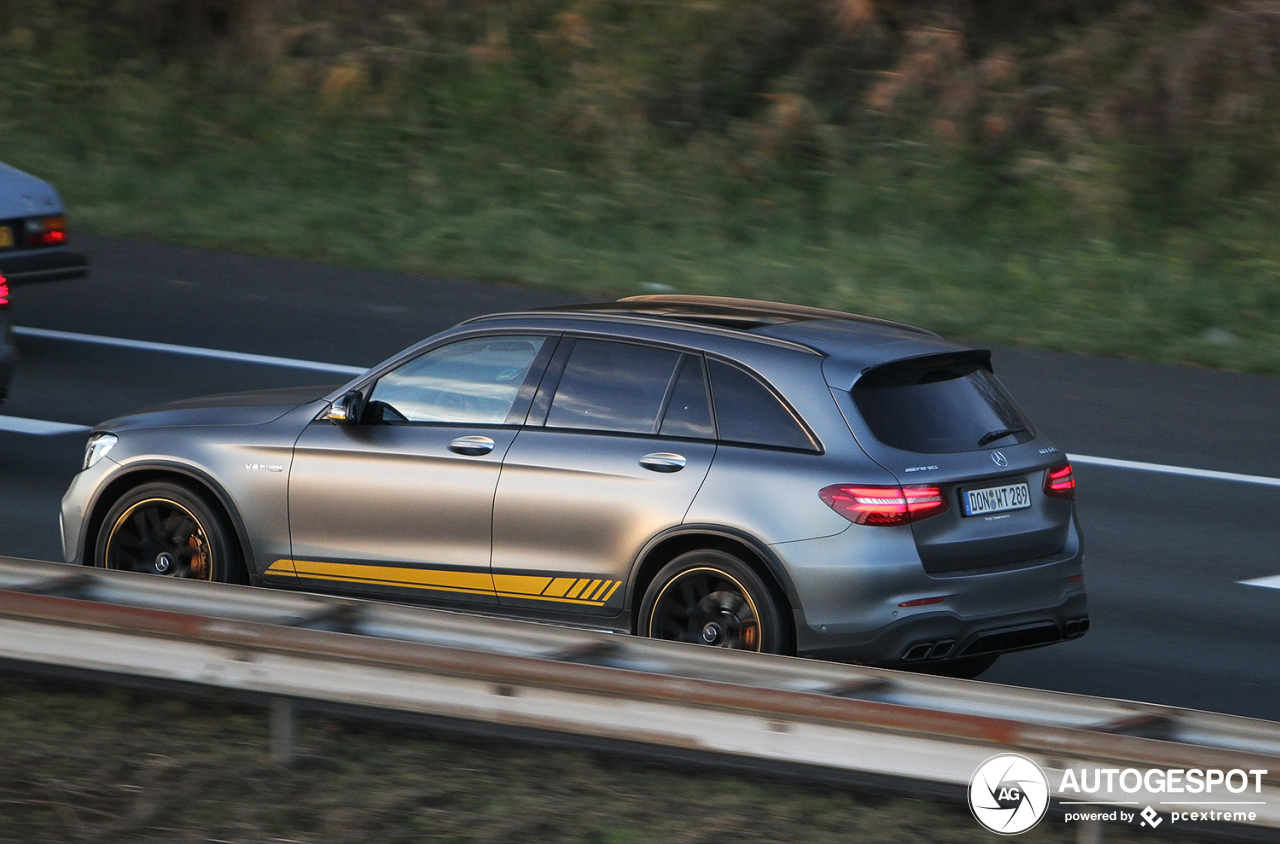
638,550,788,654
95,481,246,584
923,653,1000,679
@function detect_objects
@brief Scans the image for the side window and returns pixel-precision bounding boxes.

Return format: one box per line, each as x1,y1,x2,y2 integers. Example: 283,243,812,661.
546,339,681,434
659,355,714,439
367,336,548,424
708,359,815,451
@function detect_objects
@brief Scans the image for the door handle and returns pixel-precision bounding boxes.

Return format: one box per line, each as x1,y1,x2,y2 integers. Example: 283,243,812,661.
639,452,686,473
449,436,496,456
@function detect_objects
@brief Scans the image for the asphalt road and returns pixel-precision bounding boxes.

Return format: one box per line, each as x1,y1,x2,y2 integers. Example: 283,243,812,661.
4,233,1279,720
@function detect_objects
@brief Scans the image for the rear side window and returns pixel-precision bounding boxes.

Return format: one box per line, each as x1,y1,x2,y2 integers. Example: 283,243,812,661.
708,359,815,451
852,356,1033,454
547,339,682,434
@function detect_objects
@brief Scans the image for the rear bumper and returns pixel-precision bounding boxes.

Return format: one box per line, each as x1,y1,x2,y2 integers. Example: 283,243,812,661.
796,590,1088,665
0,248,88,284
778,516,1088,665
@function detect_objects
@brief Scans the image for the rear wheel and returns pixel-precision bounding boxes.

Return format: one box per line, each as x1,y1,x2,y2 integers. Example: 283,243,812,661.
95,481,245,583
638,550,787,653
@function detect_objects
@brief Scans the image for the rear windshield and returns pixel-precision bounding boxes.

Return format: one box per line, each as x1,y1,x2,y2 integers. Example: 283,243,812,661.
852,357,1033,454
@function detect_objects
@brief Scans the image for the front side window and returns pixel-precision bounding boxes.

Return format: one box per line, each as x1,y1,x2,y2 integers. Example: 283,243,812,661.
547,339,682,434
367,336,547,425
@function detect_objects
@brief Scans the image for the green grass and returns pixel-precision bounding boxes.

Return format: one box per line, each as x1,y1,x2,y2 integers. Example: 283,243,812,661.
2,1,1279,373
0,674,1209,843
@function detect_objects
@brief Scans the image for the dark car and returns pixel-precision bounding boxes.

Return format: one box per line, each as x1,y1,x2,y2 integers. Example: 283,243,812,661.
61,295,1086,677
0,161,90,400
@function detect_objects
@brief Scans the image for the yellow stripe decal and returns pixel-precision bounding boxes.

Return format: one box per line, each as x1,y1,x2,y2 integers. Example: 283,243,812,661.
493,574,553,597
266,559,296,575
292,559,493,592
282,561,622,606
542,577,577,597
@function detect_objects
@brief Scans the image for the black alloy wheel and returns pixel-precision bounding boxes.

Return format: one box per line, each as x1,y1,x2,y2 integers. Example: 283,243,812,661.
639,550,787,653
95,481,245,583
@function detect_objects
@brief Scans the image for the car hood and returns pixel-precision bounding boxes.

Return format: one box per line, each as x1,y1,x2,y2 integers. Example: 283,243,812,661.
0,161,64,219
100,384,341,431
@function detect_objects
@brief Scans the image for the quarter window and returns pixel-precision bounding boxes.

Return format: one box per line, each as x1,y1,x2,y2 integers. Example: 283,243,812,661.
708,359,815,450
659,355,714,439
367,336,547,424
547,340,681,434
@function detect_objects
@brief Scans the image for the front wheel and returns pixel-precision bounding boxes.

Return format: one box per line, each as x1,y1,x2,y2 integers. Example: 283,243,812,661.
95,481,245,583
638,550,788,653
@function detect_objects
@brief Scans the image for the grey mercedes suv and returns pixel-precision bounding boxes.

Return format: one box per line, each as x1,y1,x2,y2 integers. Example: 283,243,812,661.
61,295,1086,677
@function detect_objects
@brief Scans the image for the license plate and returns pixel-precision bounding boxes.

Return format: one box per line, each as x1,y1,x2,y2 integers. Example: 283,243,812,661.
0,226,12,248
963,481,1031,516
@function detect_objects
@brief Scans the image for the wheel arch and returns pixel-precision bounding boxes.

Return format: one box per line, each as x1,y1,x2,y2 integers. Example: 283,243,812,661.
626,525,801,650
82,462,257,580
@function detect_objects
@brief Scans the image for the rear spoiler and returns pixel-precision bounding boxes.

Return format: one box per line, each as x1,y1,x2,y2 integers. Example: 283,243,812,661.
855,349,993,389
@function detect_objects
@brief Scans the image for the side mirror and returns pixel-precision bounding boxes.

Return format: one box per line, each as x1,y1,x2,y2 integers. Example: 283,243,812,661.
325,390,363,425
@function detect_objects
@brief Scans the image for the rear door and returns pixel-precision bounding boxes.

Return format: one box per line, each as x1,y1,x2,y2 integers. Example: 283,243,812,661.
830,352,1073,574
491,338,716,615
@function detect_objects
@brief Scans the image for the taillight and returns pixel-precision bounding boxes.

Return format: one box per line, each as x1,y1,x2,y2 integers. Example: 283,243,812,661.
27,215,67,247
0,276,8,308
1044,463,1075,499
819,484,948,526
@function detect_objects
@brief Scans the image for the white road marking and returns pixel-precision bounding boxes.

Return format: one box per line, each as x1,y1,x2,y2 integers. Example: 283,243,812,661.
0,415,91,436
13,327,366,376
1067,454,1280,489
1239,575,1280,590
9,330,1280,494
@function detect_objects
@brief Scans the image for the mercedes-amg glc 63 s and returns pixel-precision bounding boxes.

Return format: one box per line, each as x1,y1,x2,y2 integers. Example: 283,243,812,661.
62,296,1087,677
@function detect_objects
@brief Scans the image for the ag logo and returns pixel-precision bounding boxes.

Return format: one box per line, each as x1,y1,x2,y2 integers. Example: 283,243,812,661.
969,753,1050,835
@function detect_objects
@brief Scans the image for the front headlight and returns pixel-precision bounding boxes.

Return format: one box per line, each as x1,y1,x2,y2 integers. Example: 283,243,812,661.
83,432,118,470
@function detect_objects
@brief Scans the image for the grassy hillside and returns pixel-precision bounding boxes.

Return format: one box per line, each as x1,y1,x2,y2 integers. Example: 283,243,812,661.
2,1,1280,372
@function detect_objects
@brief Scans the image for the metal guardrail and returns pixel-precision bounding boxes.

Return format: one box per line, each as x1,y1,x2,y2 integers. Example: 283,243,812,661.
1,556,1278,836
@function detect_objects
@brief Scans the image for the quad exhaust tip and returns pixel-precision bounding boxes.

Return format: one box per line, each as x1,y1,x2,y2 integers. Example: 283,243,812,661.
900,615,1089,662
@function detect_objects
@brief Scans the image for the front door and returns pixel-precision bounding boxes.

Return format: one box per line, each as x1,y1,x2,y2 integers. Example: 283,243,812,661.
285,334,553,604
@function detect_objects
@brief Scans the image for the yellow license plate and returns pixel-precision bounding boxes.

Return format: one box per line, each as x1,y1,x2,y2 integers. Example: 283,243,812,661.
0,226,12,248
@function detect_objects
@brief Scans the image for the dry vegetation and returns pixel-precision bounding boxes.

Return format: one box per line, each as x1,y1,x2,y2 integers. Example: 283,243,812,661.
2,1,1280,370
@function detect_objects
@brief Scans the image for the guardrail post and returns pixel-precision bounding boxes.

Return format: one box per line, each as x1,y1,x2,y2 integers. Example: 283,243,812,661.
270,696,296,766
1076,817,1103,844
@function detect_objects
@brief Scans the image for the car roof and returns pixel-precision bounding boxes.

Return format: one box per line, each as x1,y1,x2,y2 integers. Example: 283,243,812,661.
462,295,981,384
0,160,63,219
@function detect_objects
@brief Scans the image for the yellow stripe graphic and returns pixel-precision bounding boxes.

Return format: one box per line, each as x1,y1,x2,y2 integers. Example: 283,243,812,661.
281,560,622,606
291,559,493,593
266,559,296,576
493,574,553,597
542,577,577,597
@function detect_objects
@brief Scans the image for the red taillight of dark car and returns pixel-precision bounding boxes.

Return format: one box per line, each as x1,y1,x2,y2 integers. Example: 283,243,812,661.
1044,463,1076,499
27,215,68,247
0,276,9,308
819,484,948,526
